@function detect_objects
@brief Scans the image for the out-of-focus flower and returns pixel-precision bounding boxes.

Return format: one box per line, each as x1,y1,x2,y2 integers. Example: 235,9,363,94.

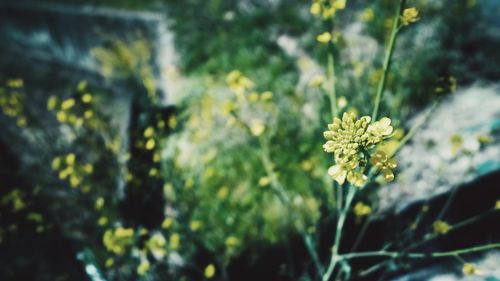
146,233,167,258
316,32,332,43
226,70,254,95
225,236,239,248
462,263,477,275
371,151,397,182
190,220,202,231
366,117,393,145
103,227,135,255
169,233,180,250
354,202,372,217
95,197,105,210
137,260,150,276
162,217,174,229
310,0,346,19
250,119,265,136
433,220,451,235
258,176,271,187
308,75,326,88
400,7,419,26
204,264,216,279
361,8,374,22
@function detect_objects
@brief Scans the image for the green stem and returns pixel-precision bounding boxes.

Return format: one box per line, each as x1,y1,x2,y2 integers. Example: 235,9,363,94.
359,210,495,277
388,100,439,158
322,186,357,281
303,232,324,276
341,243,500,260
371,0,403,121
327,53,338,118
409,209,495,250
258,137,325,276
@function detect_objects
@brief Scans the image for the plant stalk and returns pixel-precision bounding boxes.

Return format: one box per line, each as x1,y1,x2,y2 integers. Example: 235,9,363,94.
371,0,403,121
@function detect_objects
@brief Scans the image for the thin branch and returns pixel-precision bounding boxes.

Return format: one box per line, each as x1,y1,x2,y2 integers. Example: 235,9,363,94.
341,243,500,260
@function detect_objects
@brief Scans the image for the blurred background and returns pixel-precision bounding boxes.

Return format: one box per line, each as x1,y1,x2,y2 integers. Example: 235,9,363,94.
0,0,499,280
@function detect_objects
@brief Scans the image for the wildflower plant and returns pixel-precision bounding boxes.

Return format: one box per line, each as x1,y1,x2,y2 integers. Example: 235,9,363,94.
1,1,499,281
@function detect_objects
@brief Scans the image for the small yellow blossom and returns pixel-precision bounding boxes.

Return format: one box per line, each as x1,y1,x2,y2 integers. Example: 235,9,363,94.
462,263,477,275
98,216,108,226
61,98,75,110
149,168,158,177
225,236,239,247
145,138,156,150
105,258,114,268
310,2,321,14
477,135,492,145
308,75,326,88
169,233,180,250
153,152,161,162
400,7,420,26
56,111,68,123
103,227,135,255
371,151,397,182
185,178,194,189
82,93,93,103
69,175,80,187
47,96,58,110
190,220,202,231
66,153,76,165
495,200,500,210
83,164,93,174
337,96,348,109
261,91,273,101
95,197,105,210
249,119,265,136
137,260,150,276
433,220,451,235
162,217,173,229
7,79,23,88
301,160,313,171
316,32,332,43
168,115,178,129
248,91,259,102
450,133,463,155
204,264,216,279
217,186,229,199
143,127,154,138
76,80,87,92
354,202,372,217
361,8,374,22
258,176,271,187
146,233,167,258
226,70,254,95
84,110,93,119
51,157,62,170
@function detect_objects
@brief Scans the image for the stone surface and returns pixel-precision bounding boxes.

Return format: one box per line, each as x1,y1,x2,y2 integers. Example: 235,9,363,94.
378,84,500,212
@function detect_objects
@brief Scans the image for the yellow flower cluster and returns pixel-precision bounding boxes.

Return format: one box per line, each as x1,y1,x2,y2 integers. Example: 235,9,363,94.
323,112,394,186
103,227,135,255
226,70,254,96
310,0,346,19
371,151,397,182
0,79,27,127
48,81,95,127
1,189,26,212
146,233,167,258
52,154,93,188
